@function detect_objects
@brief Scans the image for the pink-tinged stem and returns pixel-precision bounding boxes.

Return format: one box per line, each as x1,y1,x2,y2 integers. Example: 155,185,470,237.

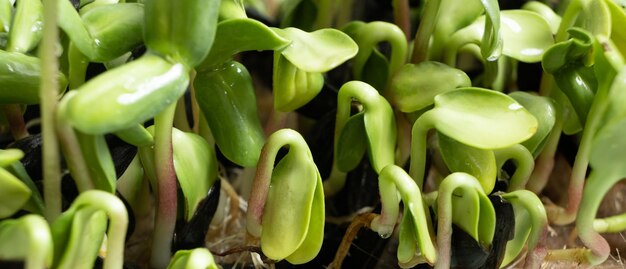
2,105,29,140
150,103,178,269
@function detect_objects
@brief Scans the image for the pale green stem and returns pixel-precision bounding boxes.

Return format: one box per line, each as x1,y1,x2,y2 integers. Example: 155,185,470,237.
409,112,436,187
56,95,95,192
371,165,437,264
70,190,129,269
411,0,441,63
494,144,535,191
114,124,154,147
246,129,310,237
594,213,626,233
263,109,290,137
41,0,62,222
322,164,347,197
555,0,588,42
551,63,611,225
435,172,484,269
150,103,178,269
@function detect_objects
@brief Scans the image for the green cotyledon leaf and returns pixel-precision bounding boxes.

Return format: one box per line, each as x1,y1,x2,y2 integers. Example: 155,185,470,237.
199,18,291,69
424,87,538,149
194,60,264,167
0,215,52,269
438,132,497,193
389,61,471,113
6,0,43,53
64,53,190,135
0,168,31,218
144,0,220,68
285,171,324,264
335,112,367,172
0,50,68,104
57,1,144,62
272,52,324,112
272,27,358,73
509,92,557,156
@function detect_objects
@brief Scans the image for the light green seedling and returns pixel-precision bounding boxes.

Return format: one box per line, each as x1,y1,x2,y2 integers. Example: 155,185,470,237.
0,215,52,269
500,190,547,269
444,10,553,66
246,129,324,264
51,190,128,269
167,248,218,269
370,165,437,266
271,27,358,111
324,81,396,196
139,126,218,221
434,172,495,269
410,88,537,187
0,0,11,33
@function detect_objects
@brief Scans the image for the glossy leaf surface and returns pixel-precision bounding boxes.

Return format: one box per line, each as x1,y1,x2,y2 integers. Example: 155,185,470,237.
194,61,264,167
424,87,537,149
0,50,67,104
65,53,189,134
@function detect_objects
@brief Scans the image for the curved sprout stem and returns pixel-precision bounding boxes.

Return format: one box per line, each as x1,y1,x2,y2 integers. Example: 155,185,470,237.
434,172,487,269
409,111,436,187
494,144,535,191
371,165,437,264
246,129,312,238
352,22,408,87
69,190,129,269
